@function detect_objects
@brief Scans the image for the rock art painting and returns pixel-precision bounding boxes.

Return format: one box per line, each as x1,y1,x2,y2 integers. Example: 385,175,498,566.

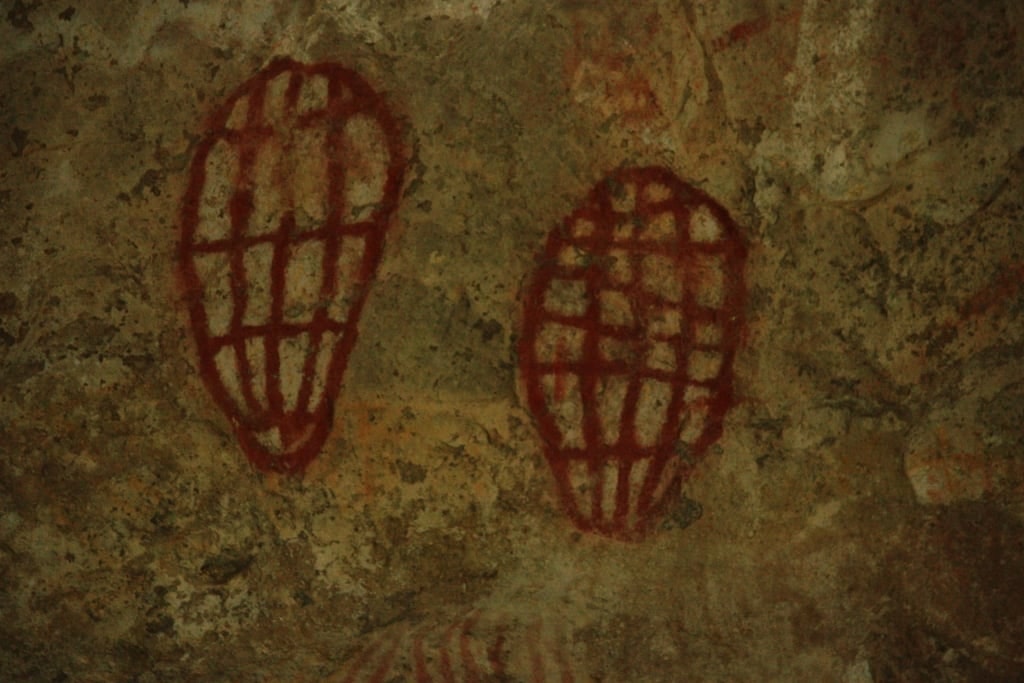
178,58,405,473
519,166,746,540
327,609,579,682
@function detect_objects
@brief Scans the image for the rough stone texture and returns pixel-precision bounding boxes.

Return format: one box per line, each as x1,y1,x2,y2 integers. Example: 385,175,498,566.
2,1,1023,681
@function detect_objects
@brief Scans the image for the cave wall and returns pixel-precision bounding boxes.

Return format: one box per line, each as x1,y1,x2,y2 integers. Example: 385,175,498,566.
2,1,1024,681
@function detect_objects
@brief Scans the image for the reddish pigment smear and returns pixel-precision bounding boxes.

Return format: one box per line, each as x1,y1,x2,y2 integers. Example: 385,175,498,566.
179,57,405,473
519,166,747,540
957,262,1024,322
710,9,801,53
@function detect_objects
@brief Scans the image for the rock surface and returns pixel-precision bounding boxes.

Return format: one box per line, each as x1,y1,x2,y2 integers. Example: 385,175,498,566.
2,1,1023,680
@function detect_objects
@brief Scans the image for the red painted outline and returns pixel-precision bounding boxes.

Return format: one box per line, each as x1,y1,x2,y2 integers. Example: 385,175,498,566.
178,57,405,473
519,166,747,540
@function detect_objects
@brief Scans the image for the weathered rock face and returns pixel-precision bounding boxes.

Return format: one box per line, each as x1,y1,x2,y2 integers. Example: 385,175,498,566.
2,1,1023,681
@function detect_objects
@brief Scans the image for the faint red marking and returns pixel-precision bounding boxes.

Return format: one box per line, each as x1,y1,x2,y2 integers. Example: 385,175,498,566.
922,260,1024,361
487,621,509,676
908,448,996,505
562,18,663,125
336,626,406,683
955,261,1024,323
461,611,484,683
519,166,747,540
413,625,432,683
711,9,801,53
437,615,459,681
178,57,405,473
330,610,578,682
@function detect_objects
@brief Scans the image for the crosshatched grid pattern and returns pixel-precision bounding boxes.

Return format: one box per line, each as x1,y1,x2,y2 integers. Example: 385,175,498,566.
179,58,405,474
519,166,747,540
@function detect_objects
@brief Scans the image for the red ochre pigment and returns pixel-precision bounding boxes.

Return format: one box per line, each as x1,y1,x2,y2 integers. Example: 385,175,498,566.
179,58,405,473
327,610,577,683
519,166,747,540
710,9,802,53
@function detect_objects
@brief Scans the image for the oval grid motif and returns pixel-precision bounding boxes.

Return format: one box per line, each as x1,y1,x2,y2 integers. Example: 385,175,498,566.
179,58,405,473
519,166,747,540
